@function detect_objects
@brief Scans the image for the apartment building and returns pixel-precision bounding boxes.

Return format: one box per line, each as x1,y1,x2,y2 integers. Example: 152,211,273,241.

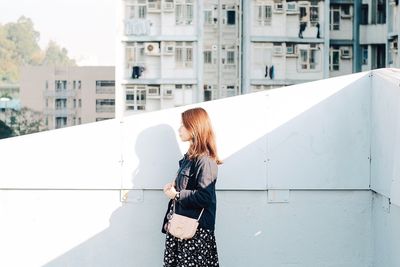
20,66,115,129
116,0,400,115
242,0,328,94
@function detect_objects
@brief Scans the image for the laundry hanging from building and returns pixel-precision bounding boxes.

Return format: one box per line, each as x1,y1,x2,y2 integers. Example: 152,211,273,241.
264,65,274,80
132,66,145,79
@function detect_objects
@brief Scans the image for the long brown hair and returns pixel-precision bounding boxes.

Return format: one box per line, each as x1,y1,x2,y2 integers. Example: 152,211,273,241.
182,107,222,165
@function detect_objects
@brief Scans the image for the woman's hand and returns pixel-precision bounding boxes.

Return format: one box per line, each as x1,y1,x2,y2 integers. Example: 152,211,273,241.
163,182,178,200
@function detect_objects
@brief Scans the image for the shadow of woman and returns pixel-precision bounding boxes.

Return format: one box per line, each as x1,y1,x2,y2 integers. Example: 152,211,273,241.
43,124,184,266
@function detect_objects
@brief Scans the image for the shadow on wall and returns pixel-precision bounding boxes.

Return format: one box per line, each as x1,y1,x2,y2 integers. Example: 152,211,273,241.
43,75,371,266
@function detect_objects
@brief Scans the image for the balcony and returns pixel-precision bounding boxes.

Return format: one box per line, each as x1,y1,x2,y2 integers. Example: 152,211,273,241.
0,69,399,266
44,89,76,98
360,24,387,44
43,108,76,116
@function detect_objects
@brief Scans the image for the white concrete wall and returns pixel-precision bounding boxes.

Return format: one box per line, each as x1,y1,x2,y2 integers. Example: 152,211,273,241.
369,69,400,267
1,69,400,266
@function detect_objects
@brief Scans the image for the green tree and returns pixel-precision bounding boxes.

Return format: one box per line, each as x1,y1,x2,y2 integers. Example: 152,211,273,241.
9,107,47,136
0,120,14,139
42,41,76,66
0,16,76,83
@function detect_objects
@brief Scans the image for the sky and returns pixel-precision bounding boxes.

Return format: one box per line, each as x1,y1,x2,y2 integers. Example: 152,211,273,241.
0,0,116,66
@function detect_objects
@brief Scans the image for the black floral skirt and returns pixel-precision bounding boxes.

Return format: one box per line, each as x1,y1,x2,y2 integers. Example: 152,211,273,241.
163,228,219,267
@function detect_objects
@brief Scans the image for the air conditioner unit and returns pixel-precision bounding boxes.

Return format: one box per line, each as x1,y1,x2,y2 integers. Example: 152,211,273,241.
286,44,295,54
145,42,160,55
163,89,174,98
163,2,174,11
164,44,175,55
274,3,284,13
147,86,160,96
286,2,299,14
273,45,284,56
340,47,352,59
148,1,161,12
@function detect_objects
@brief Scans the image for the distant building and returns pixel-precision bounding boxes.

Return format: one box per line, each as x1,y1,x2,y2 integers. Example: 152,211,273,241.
20,66,115,129
116,0,399,115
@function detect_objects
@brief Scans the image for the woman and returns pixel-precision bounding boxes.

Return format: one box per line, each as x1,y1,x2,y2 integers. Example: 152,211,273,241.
162,107,222,267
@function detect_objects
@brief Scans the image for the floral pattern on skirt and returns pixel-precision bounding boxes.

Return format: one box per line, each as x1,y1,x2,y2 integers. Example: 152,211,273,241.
163,228,219,267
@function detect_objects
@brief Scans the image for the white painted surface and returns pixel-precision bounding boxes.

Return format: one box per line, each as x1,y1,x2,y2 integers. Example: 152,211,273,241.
267,72,371,189
1,69,400,266
370,69,400,200
0,119,122,189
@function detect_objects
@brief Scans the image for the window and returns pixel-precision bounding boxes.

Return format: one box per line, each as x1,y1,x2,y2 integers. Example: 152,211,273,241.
175,42,193,68
77,81,81,89
45,80,48,89
78,99,82,108
55,99,67,110
73,80,76,90
227,51,235,64
342,6,350,16
362,45,368,65
126,3,147,19
96,118,111,122
204,10,213,25
204,90,212,101
96,99,115,113
377,1,386,24
125,86,147,110
310,6,319,23
136,88,146,106
126,94,135,101
299,45,319,70
226,85,236,97
96,80,115,94
330,5,340,30
126,43,145,70
329,47,340,71
55,117,67,129
257,5,272,25
227,10,235,25
204,51,212,64
55,80,67,90
176,0,193,25
360,5,368,25
73,99,76,108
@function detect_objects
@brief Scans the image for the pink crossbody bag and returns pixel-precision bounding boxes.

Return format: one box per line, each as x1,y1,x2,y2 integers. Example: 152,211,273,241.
167,200,204,240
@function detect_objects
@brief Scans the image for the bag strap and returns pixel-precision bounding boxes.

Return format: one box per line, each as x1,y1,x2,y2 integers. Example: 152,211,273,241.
172,200,204,222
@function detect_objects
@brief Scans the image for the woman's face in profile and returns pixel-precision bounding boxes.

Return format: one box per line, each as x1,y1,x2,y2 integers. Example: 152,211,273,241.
179,123,191,142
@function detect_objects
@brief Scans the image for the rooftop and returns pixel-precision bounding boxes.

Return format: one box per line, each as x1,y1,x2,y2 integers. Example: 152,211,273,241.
0,68,399,266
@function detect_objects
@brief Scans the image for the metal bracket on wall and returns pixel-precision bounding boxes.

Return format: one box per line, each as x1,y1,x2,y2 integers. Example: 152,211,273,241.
120,189,144,203
267,189,290,203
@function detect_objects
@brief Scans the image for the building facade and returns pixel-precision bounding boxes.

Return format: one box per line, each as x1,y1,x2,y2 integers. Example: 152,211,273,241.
20,66,115,129
116,0,400,115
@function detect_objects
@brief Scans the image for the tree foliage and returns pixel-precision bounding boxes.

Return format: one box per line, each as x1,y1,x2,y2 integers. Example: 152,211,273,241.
0,16,76,84
42,41,76,66
0,119,14,139
9,107,47,136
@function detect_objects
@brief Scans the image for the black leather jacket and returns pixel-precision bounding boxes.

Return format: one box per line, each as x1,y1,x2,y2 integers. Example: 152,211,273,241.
161,154,218,233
